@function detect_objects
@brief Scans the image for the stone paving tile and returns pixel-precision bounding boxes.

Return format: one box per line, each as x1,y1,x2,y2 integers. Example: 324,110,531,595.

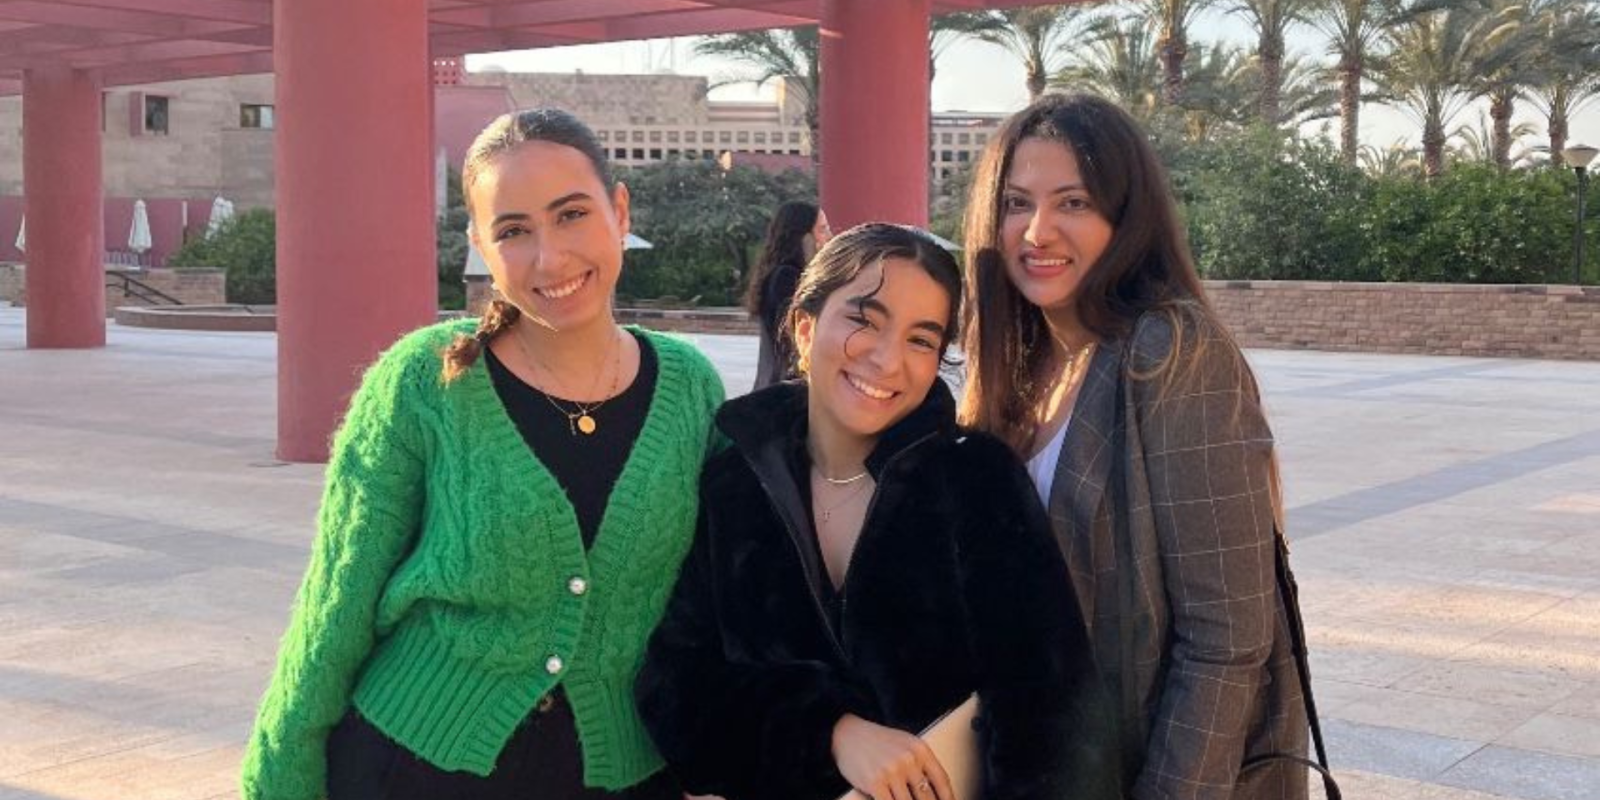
1437,745,1600,800
1548,682,1600,719
1326,684,1540,743
1322,718,1484,782
1403,661,1588,711
1498,713,1600,760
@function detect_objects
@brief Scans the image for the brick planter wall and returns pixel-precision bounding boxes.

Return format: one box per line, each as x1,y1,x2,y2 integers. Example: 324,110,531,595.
104,268,227,316
1205,280,1600,360
0,265,226,315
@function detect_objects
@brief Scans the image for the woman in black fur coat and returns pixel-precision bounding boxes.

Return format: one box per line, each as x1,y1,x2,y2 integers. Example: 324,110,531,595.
637,223,1119,800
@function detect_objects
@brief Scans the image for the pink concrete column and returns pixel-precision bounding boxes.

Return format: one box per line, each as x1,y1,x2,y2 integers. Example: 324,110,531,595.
820,0,932,229
275,0,436,462
22,67,104,348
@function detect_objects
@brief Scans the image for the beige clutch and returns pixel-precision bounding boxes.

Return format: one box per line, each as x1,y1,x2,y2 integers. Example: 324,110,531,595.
838,695,981,800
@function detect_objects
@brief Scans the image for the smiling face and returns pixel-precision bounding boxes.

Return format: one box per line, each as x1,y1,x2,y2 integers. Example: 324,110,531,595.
469,140,630,332
793,257,952,443
998,137,1115,318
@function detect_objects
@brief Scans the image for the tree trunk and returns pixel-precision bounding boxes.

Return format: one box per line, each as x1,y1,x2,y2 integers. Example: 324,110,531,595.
1489,90,1513,169
1423,119,1446,179
1026,68,1046,102
1338,57,1362,165
1158,32,1187,106
1259,48,1283,125
1549,92,1569,167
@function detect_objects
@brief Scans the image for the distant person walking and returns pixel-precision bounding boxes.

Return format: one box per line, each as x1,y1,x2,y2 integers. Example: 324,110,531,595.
239,108,725,800
746,200,831,389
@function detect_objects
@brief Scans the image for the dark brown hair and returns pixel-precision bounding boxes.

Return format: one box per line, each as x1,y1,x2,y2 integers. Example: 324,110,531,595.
743,200,820,314
441,108,616,382
785,222,963,372
957,93,1241,452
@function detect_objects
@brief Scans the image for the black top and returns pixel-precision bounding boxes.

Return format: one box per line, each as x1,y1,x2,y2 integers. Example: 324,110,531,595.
486,330,659,547
754,263,801,389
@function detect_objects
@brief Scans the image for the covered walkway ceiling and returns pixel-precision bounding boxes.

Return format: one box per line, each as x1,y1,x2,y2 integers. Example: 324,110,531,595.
0,0,1034,93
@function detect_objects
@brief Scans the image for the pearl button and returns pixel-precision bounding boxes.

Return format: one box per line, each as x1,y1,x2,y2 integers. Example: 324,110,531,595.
568,576,588,596
545,655,564,675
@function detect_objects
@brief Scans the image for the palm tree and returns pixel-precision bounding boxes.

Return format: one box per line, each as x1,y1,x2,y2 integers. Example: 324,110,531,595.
1177,41,1256,139
1228,0,1317,124
1271,54,1344,127
967,5,1093,101
695,27,820,160
1449,110,1540,166
1143,0,1219,104
1369,1,1506,177
1450,0,1544,169
1308,0,1398,162
1358,138,1425,176
1527,0,1600,161
1051,14,1163,117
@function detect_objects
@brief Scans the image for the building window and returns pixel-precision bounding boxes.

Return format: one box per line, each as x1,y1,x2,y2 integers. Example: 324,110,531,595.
685,131,698,143
977,133,989,144
144,95,170,135
788,132,801,144
958,133,971,145
597,131,610,142
632,148,645,160
736,131,749,143
939,132,952,145
958,151,970,162
649,148,662,160
719,131,732,143
789,149,801,156
240,104,275,130
754,131,767,144
649,130,662,143
941,150,953,163
703,149,715,159
667,131,680,143
668,149,680,158
631,131,644,143
614,148,627,160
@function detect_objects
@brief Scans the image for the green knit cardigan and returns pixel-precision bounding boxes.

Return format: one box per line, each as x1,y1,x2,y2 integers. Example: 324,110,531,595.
240,320,725,800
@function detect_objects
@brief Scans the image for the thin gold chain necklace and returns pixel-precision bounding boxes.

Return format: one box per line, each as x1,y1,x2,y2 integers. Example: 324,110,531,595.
813,472,872,524
513,325,622,436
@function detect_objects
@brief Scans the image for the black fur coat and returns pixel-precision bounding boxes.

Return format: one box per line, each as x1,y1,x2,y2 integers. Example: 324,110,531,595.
636,381,1120,800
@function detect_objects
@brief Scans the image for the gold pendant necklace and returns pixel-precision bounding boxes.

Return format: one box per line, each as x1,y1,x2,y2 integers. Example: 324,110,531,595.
513,325,623,436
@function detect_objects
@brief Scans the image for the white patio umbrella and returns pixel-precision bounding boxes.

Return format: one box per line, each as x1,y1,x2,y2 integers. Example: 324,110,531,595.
207,196,235,238
128,199,153,254
623,232,653,250
13,214,23,254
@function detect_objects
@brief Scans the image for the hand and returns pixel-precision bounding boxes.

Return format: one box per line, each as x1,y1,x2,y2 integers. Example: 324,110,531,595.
831,714,956,800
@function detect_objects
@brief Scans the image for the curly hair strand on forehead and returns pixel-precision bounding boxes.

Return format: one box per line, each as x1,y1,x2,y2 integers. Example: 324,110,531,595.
782,223,965,373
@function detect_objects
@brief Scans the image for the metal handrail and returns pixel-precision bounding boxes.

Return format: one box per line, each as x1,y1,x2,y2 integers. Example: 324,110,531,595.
106,271,183,306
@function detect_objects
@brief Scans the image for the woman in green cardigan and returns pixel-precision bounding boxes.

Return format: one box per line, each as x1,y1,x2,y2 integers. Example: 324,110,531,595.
240,108,725,800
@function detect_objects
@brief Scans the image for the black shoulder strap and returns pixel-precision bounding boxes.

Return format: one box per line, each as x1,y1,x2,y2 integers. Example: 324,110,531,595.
1111,342,1340,799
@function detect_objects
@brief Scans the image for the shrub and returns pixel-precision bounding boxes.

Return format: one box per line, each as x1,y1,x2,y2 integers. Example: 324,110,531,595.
168,208,276,304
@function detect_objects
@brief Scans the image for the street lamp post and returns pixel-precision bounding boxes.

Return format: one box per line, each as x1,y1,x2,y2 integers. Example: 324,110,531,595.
1561,144,1598,285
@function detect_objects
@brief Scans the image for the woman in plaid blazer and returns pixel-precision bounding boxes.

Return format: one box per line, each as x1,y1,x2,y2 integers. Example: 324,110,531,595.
956,93,1310,800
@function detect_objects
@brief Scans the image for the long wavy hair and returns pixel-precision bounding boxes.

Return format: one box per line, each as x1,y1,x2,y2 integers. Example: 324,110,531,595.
957,93,1244,453
743,200,821,315
440,108,616,383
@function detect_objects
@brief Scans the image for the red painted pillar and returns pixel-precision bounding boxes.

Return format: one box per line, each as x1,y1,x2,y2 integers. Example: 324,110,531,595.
820,0,931,229
22,67,104,348
275,0,436,462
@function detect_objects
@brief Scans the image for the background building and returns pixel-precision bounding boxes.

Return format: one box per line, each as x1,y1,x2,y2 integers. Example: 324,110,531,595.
0,60,1000,267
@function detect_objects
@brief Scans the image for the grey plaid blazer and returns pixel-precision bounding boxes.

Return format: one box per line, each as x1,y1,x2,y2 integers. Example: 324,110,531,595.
1047,313,1309,800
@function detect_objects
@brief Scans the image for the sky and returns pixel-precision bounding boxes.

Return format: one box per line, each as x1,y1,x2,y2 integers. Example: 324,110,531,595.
465,9,1600,162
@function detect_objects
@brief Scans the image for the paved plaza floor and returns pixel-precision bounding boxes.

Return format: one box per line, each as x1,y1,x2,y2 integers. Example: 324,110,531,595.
2,306,1598,800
